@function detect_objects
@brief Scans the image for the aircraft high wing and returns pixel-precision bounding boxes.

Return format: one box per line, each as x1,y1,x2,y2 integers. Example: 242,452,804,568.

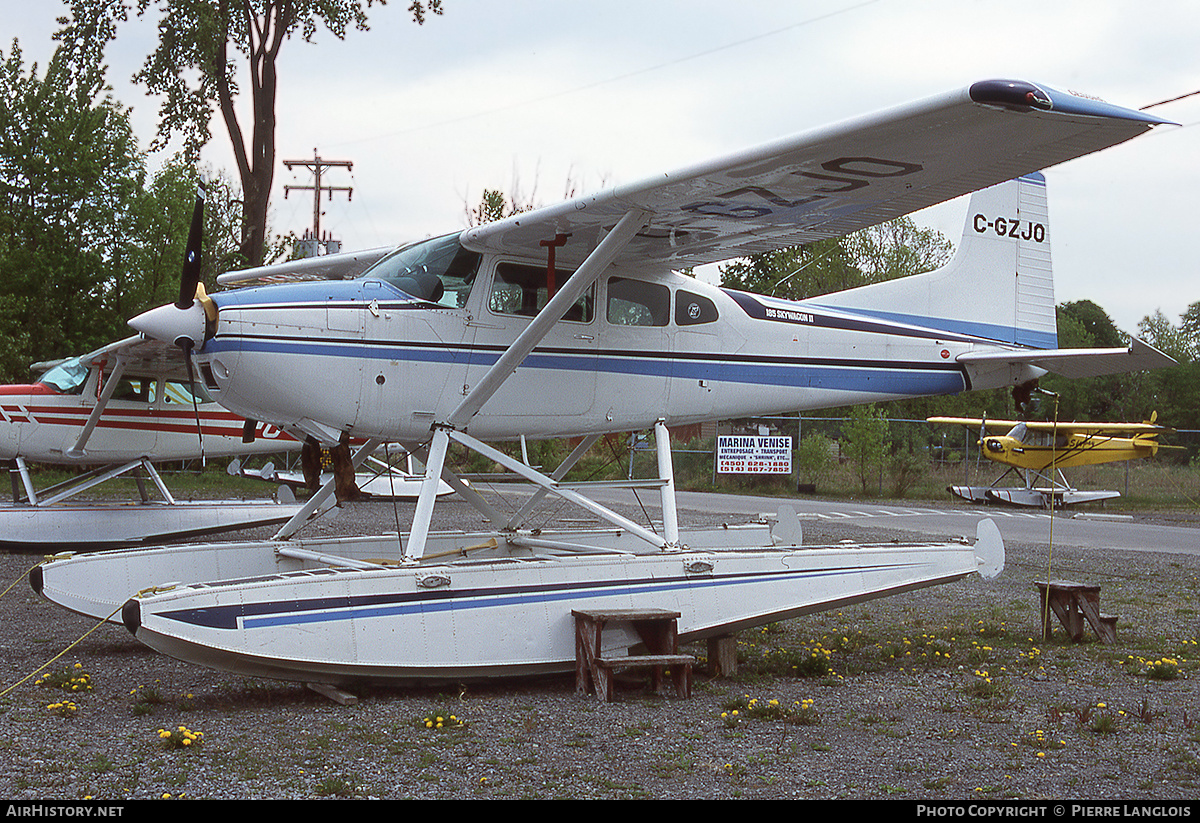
928,416,1173,439
215,246,393,288
459,79,1169,269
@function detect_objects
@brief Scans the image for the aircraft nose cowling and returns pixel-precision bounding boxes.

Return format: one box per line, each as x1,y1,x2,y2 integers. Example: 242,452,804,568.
129,301,208,350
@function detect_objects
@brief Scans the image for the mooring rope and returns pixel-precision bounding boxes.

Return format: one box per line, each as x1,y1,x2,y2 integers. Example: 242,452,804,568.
0,601,124,699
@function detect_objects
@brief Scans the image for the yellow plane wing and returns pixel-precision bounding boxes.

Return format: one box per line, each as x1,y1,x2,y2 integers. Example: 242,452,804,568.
926,417,1173,437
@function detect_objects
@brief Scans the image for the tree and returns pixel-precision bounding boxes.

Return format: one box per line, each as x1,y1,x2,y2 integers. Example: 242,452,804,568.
58,0,444,269
0,34,244,382
0,38,147,379
794,431,835,489
1059,300,1127,349
840,404,890,495
1138,309,1196,364
842,217,953,286
1133,306,1200,435
718,238,857,300
1180,301,1200,349
718,216,952,300
465,166,594,227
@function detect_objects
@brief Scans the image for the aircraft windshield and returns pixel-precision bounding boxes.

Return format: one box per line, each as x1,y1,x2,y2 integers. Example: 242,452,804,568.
362,234,481,308
37,358,89,395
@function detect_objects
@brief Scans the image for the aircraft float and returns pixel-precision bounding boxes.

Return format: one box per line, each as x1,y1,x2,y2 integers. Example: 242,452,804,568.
0,335,311,549
928,413,1175,507
33,79,1176,687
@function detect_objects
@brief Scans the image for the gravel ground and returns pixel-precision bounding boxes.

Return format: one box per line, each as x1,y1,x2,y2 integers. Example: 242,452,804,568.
1,493,1198,801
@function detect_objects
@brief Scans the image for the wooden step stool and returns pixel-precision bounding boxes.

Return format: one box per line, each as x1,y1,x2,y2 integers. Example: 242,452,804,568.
1036,580,1118,644
573,608,694,702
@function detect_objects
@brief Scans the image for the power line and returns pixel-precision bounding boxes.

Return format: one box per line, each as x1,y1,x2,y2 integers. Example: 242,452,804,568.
330,0,883,146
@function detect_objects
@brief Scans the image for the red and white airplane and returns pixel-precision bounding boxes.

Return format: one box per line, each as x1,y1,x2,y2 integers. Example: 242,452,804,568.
1,335,296,465
0,334,313,549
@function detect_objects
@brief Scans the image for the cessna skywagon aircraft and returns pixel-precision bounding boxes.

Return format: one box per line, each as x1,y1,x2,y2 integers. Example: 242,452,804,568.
928,413,1175,507
0,335,308,548
37,80,1178,687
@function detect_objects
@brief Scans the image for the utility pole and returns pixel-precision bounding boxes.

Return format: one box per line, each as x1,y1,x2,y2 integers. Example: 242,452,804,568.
283,150,353,255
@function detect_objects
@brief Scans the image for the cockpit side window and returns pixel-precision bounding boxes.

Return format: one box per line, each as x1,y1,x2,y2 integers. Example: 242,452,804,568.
362,234,481,308
108,377,152,402
488,262,593,322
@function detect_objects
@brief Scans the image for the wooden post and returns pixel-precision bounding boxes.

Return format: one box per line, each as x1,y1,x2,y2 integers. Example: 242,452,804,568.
707,635,738,677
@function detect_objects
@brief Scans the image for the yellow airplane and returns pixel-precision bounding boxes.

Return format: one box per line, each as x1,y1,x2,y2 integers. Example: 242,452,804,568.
927,413,1174,507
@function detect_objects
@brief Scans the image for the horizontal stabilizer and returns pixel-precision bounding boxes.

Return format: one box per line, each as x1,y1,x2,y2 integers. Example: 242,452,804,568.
958,337,1176,385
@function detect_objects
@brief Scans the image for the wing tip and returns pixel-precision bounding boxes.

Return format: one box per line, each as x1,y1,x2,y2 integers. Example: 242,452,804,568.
969,79,1174,126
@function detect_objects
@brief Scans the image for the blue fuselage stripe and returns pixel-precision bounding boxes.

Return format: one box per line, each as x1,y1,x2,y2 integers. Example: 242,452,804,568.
205,336,966,395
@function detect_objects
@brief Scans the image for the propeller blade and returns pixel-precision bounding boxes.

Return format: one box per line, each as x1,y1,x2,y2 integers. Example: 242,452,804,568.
177,182,206,310
179,178,207,463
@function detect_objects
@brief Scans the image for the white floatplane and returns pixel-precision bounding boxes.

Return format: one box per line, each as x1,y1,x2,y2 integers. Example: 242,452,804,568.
0,335,307,549
35,80,1176,686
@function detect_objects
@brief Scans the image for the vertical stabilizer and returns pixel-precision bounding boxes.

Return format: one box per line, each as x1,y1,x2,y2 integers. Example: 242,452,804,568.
808,173,1057,349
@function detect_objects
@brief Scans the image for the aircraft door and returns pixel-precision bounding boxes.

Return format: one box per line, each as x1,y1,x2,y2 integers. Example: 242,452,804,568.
102,374,161,458
597,276,671,428
464,260,597,420
358,294,464,439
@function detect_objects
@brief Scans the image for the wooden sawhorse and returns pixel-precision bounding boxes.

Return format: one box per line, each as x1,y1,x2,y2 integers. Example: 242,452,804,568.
1036,580,1118,644
573,608,694,702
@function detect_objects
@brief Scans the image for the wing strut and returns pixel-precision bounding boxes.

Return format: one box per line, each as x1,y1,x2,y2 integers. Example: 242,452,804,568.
447,208,650,430
404,209,651,561
66,356,129,459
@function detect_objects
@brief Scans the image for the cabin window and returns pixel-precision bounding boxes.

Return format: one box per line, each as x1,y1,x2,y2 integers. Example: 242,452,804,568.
675,290,718,326
606,277,670,327
110,378,153,403
1007,423,1066,449
362,233,481,308
488,262,593,322
161,379,214,405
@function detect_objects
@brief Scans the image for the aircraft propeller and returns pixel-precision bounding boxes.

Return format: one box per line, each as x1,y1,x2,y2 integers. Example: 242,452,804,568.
178,183,209,459
178,185,204,313
129,182,214,352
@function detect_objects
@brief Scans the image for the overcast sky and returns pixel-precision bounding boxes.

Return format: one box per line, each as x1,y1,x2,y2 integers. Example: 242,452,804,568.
4,0,1198,335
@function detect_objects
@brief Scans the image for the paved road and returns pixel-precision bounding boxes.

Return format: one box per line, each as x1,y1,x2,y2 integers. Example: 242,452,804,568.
581,487,1200,557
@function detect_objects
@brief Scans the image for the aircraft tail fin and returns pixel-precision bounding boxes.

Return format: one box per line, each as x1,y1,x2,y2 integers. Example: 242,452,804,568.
808,173,1056,348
